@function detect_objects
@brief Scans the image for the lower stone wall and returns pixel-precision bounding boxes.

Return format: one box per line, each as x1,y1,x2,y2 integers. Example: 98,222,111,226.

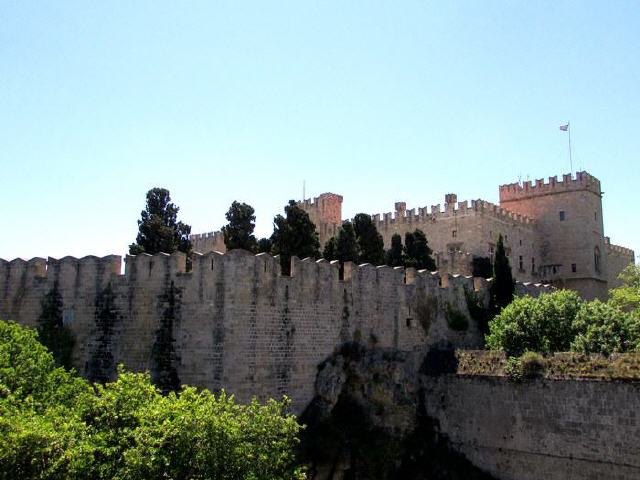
423,375,640,480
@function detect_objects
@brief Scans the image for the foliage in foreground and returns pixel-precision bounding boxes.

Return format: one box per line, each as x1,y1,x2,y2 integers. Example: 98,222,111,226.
0,319,305,480
486,288,640,357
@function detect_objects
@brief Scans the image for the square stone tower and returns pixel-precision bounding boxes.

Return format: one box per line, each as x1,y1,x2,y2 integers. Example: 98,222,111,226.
298,193,343,247
499,171,607,299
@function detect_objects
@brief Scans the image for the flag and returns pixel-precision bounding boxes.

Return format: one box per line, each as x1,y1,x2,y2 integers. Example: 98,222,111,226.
559,124,569,131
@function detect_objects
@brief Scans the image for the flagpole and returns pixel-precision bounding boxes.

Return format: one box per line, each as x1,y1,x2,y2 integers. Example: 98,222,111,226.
568,122,573,173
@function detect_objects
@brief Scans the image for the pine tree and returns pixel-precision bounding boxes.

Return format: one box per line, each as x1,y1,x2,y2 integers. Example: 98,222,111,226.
221,201,258,252
335,222,359,264
402,229,436,270
257,238,272,254
491,234,515,311
323,237,337,261
129,188,192,257
386,233,404,267
353,213,385,265
271,200,321,275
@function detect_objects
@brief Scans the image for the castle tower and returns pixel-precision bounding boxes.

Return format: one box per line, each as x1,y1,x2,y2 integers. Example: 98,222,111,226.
298,193,343,246
499,171,607,299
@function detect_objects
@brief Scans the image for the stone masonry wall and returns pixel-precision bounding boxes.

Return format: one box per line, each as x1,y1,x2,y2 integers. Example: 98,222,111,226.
0,250,540,411
605,237,635,289
0,250,546,413
423,375,640,480
372,199,540,283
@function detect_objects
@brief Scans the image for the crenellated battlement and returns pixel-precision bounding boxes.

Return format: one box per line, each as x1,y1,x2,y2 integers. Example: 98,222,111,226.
0,250,550,298
189,231,224,242
189,230,225,254
0,249,551,412
499,171,601,202
604,237,635,257
371,198,536,229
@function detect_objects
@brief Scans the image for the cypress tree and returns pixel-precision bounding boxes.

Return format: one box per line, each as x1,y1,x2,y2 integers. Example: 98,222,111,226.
386,233,404,267
491,234,515,311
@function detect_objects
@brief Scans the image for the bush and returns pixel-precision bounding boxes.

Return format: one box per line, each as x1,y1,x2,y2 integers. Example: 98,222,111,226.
445,303,469,331
486,290,583,356
505,352,546,381
0,319,306,480
570,300,640,355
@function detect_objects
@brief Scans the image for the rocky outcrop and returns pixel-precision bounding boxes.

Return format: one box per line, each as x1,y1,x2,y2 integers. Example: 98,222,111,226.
299,343,495,480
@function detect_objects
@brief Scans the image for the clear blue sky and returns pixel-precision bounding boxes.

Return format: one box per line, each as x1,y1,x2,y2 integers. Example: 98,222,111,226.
1,1,638,261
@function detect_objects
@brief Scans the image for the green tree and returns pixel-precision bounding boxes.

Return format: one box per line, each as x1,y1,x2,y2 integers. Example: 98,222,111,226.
404,229,436,270
335,222,359,265
609,263,640,317
257,237,273,254
221,201,258,252
385,234,404,267
486,290,583,356
271,200,321,275
571,300,640,355
353,213,385,265
490,235,514,312
37,285,75,370
0,320,306,480
129,188,192,258
323,237,337,261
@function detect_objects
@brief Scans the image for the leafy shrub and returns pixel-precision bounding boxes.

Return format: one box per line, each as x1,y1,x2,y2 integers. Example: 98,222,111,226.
0,319,306,480
445,303,469,331
570,300,640,355
486,290,583,356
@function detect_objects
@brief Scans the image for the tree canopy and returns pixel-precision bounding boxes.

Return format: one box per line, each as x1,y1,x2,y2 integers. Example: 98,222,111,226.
385,234,404,267
486,289,640,356
0,319,306,480
271,200,321,275
404,229,436,271
129,188,192,257
352,214,385,265
335,221,359,265
221,201,258,252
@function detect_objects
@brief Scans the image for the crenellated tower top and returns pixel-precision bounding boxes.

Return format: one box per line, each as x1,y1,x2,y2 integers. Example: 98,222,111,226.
499,171,601,203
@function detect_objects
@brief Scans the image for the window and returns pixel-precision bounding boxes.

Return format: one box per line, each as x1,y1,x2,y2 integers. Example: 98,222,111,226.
571,263,577,273
519,256,523,271
531,257,536,273
452,230,457,238
594,246,601,274
519,239,522,246
504,235,508,242
594,211,597,221
406,318,413,328
559,211,566,221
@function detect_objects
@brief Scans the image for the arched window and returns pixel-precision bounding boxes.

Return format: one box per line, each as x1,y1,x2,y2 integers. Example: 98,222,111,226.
594,246,601,274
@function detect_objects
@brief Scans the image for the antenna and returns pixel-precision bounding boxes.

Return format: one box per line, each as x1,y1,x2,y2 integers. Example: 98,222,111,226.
303,180,306,201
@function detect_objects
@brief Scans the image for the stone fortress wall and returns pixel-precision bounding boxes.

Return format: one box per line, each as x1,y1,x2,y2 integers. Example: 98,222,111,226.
499,172,610,299
0,250,547,413
298,171,635,300
369,195,539,283
190,231,225,255
424,375,640,480
605,236,635,289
